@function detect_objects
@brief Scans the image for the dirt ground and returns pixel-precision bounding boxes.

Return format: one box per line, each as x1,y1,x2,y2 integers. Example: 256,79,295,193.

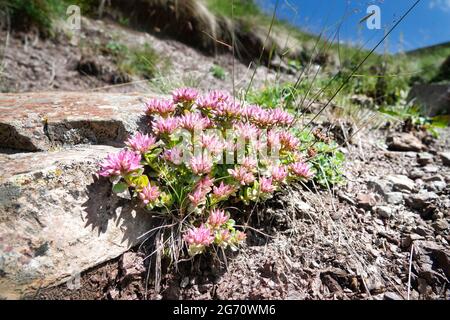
0,17,294,94
34,125,449,300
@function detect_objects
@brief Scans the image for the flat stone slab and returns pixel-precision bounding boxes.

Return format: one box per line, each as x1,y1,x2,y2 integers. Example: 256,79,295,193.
0,145,154,299
0,92,153,151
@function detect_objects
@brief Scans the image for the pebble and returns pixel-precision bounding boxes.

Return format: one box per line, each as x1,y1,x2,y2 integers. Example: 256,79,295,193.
432,219,449,232
384,292,403,300
375,205,393,219
438,151,450,166
387,174,415,192
384,192,403,205
417,152,433,166
405,191,438,210
409,169,425,179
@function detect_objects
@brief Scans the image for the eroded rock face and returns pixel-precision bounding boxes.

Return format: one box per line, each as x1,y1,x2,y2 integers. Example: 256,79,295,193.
0,92,159,299
0,145,155,299
0,92,151,151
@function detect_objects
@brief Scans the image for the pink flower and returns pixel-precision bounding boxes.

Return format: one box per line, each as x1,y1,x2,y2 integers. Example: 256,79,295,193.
233,122,259,140
260,177,276,193
267,130,281,148
126,132,157,154
233,230,247,243
241,157,257,170
271,165,288,182
178,113,211,131
197,175,214,191
207,209,229,228
139,184,160,205
189,154,213,175
216,229,231,244
212,182,235,200
214,101,242,118
183,224,214,246
279,131,299,151
209,90,232,103
270,108,294,126
188,175,213,207
162,146,183,165
243,105,274,127
188,187,207,207
151,116,179,135
196,95,219,111
228,166,255,185
199,133,224,154
172,87,199,103
146,98,176,116
289,162,314,179
99,150,142,177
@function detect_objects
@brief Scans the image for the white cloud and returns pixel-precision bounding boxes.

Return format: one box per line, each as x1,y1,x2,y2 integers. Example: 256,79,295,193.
429,0,450,11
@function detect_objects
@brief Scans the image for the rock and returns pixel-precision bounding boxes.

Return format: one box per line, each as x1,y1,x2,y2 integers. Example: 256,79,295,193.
386,175,415,192
401,234,425,248
423,176,447,193
0,145,154,299
417,152,433,166
413,225,434,237
432,220,449,232
0,92,151,151
367,178,392,196
120,252,146,280
386,133,424,152
384,192,404,205
405,191,438,210
439,152,450,166
375,206,393,219
337,191,356,206
426,181,446,193
423,165,439,174
409,169,425,180
383,291,403,300
356,193,378,210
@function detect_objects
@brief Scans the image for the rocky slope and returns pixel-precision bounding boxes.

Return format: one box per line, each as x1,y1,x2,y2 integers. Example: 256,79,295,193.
1,91,448,300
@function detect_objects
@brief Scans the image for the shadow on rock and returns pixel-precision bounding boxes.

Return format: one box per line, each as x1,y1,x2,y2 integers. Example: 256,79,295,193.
82,174,155,246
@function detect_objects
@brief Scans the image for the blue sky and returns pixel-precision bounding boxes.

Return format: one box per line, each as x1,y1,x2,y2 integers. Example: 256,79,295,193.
257,0,450,53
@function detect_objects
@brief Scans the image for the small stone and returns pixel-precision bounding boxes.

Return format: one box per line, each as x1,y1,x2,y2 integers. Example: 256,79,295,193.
401,234,425,248
439,152,450,166
356,193,377,210
384,192,403,205
386,133,424,152
413,225,434,237
180,277,189,288
426,181,446,192
387,175,415,192
384,292,403,300
432,219,449,232
409,169,424,179
367,179,392,196
417,152,433,166
423,165,439,174
405,191,438,210
375,205,393,219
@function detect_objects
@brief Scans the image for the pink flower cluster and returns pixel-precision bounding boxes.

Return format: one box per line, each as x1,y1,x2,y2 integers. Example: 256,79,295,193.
188,176,213,207
184,209,246,255
126,132,157,154
146,98,176,116
183,224,214,247
99,87,316,258
139,184,160,205
99,150,142,177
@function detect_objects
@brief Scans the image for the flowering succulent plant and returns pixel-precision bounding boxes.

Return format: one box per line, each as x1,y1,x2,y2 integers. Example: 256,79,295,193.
98,88,315,257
